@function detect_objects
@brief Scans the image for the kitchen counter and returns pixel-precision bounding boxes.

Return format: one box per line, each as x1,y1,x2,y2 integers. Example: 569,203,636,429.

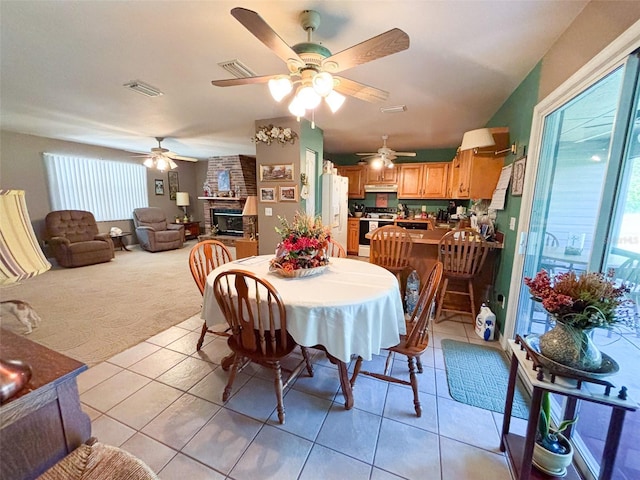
365,228,503,249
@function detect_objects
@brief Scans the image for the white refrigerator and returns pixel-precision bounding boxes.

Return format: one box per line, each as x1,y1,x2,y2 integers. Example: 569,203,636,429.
321,173,348,250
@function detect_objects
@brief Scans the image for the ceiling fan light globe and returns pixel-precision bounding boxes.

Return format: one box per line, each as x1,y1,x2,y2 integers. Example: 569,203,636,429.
143,158,154,168
288,96,306,117
387,161,394,169
268,76,293,102
168,159,178,170
296,85,321,110
312,72,334,97
371,158,383,170
156,157,169,171
325,90,346,113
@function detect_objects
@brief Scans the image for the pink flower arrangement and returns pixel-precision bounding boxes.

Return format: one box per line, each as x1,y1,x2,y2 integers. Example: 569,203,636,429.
524,269,629,330
270,212,330,271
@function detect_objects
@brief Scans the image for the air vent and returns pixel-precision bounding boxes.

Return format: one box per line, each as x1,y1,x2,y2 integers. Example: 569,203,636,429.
218,59,257,78
380,105,407,113
123,80,163,97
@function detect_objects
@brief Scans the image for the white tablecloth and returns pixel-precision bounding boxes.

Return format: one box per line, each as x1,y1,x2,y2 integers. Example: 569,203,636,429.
201,256,405,363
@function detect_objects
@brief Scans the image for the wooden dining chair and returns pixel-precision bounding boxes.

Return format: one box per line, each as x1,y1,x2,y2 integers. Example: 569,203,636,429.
369,225,414,276
350,261,443,417
213,269,314,424
434,228,489,323
189,239,233,350
326,238,347,258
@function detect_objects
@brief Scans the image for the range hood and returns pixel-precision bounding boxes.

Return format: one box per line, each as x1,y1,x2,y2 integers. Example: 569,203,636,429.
364,184,398,193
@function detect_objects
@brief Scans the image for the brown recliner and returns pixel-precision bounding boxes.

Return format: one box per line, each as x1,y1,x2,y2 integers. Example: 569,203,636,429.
133,207,184,252
45,210,114,268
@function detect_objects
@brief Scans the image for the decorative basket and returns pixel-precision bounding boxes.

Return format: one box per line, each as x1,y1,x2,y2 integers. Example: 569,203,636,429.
269,263,328,278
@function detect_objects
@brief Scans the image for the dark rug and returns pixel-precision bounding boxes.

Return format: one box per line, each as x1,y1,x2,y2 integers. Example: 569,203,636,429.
441,339,530,419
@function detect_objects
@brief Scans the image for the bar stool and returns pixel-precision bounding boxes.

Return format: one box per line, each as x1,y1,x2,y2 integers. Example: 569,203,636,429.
435,228,489,323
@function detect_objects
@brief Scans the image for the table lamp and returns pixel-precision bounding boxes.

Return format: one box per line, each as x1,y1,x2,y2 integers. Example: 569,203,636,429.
242,195,258,240
0,190,52,403
176,192,190,222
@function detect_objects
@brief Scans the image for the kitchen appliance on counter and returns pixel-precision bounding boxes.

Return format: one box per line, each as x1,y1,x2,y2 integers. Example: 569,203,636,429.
358,207,397,257
321,173,349,250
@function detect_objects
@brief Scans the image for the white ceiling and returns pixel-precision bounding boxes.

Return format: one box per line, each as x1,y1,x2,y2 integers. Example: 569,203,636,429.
0,1,589,161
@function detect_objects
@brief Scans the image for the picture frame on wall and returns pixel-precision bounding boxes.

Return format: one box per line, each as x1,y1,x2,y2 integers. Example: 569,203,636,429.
279,185,298,202
259,163,294,181
259,187,276,203
511,156,526,196
218,170,231,192
168,171,179,200
154,179,164,195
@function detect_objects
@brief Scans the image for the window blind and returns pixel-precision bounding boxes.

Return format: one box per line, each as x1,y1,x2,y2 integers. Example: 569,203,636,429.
43,153,148,221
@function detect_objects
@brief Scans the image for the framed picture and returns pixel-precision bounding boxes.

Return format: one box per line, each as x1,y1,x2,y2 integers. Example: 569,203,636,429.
259,187,276,203
168,171,179,200
154,179,164,195
511,156,526,196
279,185,298,202
259,163,294,181
217,170,230,192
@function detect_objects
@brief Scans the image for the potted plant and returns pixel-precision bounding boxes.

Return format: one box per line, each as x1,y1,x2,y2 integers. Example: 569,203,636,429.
532,392,577,475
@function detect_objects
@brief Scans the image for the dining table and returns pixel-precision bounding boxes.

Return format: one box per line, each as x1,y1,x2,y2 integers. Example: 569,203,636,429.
201,255,406,409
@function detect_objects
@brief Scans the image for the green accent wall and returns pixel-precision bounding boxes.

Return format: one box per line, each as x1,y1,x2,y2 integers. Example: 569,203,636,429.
329,148,457,166
486,62,542,332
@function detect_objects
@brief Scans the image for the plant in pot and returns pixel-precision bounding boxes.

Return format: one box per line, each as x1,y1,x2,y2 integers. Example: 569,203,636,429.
533,392,578,476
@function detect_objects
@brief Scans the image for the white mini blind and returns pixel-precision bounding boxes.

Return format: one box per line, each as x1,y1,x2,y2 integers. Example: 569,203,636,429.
43,153,148,221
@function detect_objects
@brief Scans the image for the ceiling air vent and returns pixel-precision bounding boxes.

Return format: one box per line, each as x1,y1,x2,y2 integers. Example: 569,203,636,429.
123,80,163,97
380,105,407,114
218,59,257,78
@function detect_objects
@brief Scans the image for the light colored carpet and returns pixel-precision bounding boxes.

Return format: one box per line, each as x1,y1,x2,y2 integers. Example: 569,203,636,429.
441,339,530,419
0,242,234,366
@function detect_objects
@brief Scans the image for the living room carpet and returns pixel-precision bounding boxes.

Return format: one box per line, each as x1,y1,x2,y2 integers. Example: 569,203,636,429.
0,242,219,366
441,339,530,419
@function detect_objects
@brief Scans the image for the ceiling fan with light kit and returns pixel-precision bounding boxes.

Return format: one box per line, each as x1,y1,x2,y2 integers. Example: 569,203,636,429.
211,8,410,117
357,135,416,169
132,137,198,171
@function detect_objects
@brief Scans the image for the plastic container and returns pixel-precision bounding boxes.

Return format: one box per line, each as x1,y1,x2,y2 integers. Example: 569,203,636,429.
475,304,496,341
405,270,420,317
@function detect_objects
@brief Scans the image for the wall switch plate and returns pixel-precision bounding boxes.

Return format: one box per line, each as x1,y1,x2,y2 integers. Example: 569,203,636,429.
497,294,505,309
265,207,273,217
509,217,516,230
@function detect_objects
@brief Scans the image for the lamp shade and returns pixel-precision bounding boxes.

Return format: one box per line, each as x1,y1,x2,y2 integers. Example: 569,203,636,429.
0,190,51,286
176,192,190,207
242,196,258,216
460,128,496,151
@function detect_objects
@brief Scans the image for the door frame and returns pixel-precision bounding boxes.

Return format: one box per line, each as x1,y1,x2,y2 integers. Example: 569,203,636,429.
503,21,640,346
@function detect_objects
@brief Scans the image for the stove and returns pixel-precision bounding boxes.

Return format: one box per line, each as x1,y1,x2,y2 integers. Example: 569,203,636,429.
360,207,398,220
358,207,397,257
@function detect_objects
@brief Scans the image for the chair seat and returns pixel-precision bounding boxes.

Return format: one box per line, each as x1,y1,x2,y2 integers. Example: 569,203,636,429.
227,331,298,362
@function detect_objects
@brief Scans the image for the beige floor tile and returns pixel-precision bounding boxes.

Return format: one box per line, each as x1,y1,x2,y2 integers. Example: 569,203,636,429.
431,331,470,349
193,336,234,365
107,381,182,430
299,444,371,480
176,314,205,331
81,403,101,421
437,396,502,453
440,436,512,479
292,363,341,401
80,369,150,412
159,453,226,479
433,320,468,337
156,356,218,391
77,361,122,393
165,330,211,355
269,389,332,440
120,432,177,473
128,348,188,379
435,368,454,400
188,365,251,405
108,342,161,368
383,384,438,433
146,326,191,347
224,376,283,422
91,415,136,447
370,467,406,479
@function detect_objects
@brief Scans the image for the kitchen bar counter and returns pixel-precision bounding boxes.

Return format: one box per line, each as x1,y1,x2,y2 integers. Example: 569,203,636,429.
365,228,503,249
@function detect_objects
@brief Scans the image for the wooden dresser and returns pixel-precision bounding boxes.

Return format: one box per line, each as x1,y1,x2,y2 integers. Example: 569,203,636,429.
0,330,91,480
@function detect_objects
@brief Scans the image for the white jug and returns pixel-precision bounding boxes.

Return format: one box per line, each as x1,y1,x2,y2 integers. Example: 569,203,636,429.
475,304,496,341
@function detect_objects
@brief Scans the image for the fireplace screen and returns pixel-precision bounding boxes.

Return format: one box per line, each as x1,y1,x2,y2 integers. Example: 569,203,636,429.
211,209,243,236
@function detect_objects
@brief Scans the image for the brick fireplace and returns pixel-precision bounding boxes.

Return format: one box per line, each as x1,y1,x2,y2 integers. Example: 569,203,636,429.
200,155,257,240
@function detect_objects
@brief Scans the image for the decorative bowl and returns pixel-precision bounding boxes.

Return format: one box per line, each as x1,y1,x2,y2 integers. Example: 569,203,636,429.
269,264,328,278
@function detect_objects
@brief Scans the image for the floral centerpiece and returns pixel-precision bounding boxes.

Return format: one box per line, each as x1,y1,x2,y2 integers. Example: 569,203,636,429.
253,125,298,146
524,269,629,371
269,212,330,277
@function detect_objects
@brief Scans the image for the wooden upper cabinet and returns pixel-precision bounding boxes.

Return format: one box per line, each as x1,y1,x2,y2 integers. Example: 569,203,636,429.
365,166,398,184
336,165,365,199
398,162,449,199
449,126,509,199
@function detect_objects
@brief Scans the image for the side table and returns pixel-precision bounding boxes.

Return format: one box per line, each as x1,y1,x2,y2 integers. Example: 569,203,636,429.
110,231,132,251
0,330,91,479
173,221,200,240
500,336,636,480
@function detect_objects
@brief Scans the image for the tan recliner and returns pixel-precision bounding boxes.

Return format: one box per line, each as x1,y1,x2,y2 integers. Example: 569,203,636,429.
45,210,114,268
133,207,184,252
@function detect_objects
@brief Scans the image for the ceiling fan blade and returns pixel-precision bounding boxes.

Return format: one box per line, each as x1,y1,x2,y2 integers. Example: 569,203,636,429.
231,7,303,65
212,74,278,87
394,152,417,157
322,28,409,73
356,152,378,156
334,76,389,102
166,152,198,162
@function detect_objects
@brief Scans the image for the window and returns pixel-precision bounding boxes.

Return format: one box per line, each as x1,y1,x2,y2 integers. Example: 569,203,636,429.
43,153,148,221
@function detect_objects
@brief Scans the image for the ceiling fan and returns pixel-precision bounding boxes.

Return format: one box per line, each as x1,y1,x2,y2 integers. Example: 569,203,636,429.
211,8,410,116
357,135,416,169
133,137,198,171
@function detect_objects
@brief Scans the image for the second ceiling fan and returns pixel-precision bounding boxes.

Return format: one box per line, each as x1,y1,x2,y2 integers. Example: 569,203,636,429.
357,135,416,169
212,8,410,116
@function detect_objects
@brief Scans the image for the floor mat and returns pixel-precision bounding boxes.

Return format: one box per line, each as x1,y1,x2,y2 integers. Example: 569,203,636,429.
441,339,530,419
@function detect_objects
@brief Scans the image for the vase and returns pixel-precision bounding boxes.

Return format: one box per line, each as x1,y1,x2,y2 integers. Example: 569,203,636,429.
539,320,602,372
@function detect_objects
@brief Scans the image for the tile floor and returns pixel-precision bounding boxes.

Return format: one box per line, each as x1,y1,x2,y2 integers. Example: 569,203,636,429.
78,315,527,480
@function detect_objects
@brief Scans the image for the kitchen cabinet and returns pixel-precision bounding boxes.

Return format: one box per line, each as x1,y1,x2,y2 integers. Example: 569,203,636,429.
365,165,398,184
398,162,449,199
347,218,360,255
448,126,509,199
336,165,366,199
